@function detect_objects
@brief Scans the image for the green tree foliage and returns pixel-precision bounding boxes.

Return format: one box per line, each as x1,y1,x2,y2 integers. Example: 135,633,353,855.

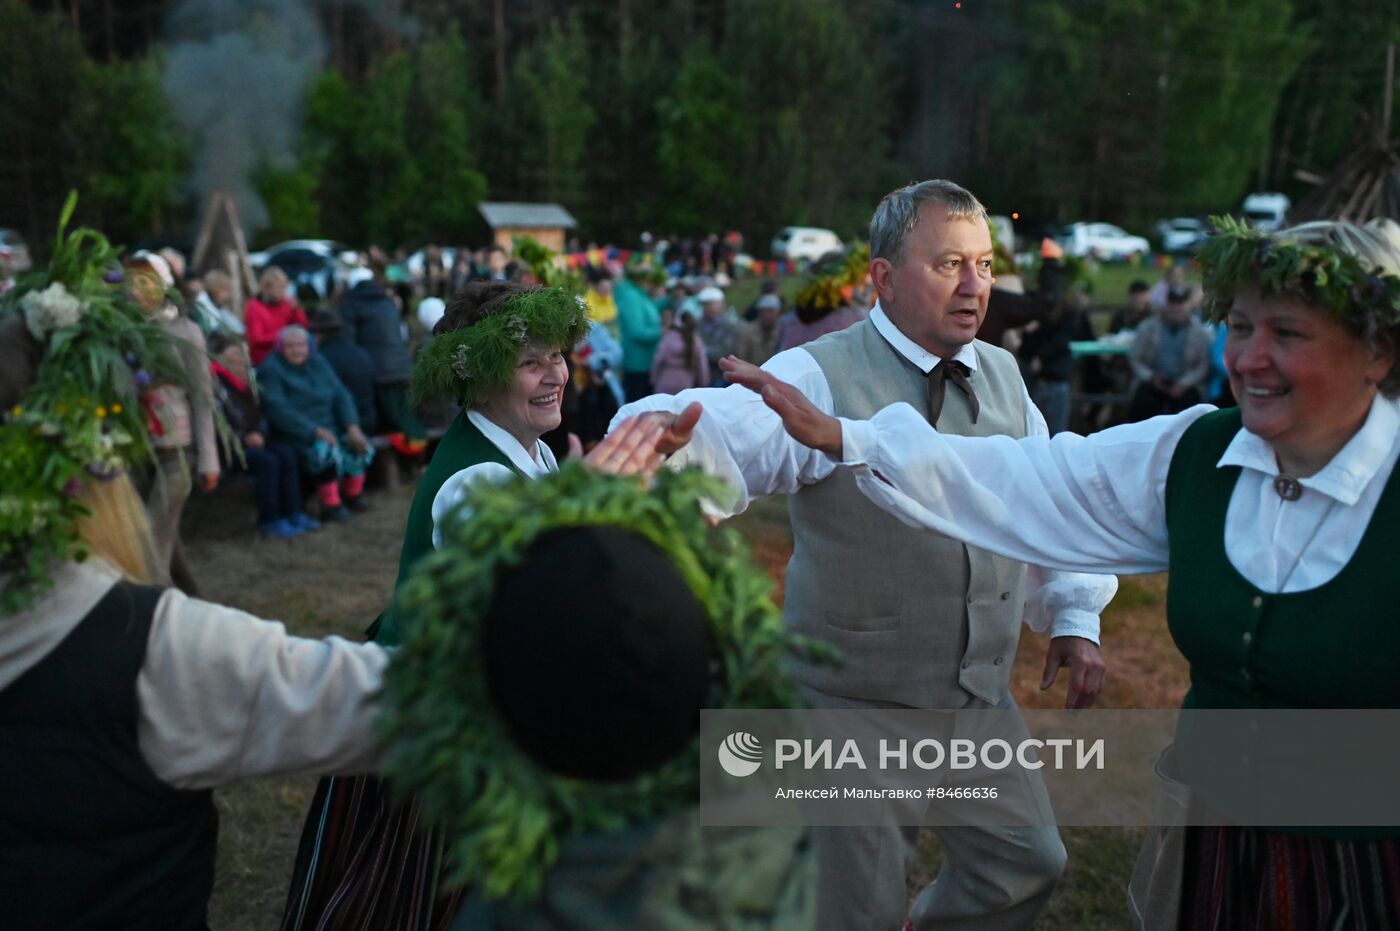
655,44,753,233
488,15,596,210
0,2,189,253
962,0,1304,224
718,0,895,243
1271,0,1400,184
285,29,487,247
77,55,191,242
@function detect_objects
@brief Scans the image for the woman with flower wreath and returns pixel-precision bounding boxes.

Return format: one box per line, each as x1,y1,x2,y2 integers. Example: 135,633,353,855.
0,207,671,931
0,212,391,930
281,279,695,930
719,216,1400,929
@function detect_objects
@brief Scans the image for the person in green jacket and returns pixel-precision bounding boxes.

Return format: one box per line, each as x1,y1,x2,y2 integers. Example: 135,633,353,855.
720,216,1400,930
615,273,665,401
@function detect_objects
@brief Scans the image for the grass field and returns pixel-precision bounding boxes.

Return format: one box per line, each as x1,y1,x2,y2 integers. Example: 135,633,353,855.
186,471,1183,930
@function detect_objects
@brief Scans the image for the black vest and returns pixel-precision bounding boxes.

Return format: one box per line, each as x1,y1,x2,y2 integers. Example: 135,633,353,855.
0,581,219,930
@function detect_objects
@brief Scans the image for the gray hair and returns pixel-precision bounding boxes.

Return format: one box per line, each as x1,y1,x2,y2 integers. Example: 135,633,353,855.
870,180,988,265
1272,218,1400,396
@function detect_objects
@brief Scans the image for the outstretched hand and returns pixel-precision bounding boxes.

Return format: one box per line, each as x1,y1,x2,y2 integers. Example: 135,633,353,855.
578,414,666,478
640,401,703,457
718,356,843,455
1041,636,1105,709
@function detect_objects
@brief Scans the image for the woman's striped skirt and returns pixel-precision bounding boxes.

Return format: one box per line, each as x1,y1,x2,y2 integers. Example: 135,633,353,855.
280,773,464,931
1179,826,1400,930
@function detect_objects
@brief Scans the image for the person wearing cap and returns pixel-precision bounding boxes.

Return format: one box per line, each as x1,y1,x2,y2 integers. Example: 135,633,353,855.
281,281,677,928
696,284,738,386
123,251,220,590
1128,284,1214,421
339,263,426,451
614,180,1115,931
722,216,1400,930
735,293,783,367
311,306,377,435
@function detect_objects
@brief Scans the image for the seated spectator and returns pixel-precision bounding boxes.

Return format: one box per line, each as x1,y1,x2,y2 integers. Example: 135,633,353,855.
208,333,317,539
651,310,709,394
696,286,738,386
1108,278,1154,333
192,269,245,338
339,267,425,454
311,308,378,433
734,294,783,366
1128,286,1214,421
257,325,373,520
245,267,308,366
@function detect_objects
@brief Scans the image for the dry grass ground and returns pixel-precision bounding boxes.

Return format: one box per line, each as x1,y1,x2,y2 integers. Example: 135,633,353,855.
187,480,1184,930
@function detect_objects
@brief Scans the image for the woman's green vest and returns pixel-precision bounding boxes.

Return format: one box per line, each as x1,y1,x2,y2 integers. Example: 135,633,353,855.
368,413,519,646
1164,407,1400,839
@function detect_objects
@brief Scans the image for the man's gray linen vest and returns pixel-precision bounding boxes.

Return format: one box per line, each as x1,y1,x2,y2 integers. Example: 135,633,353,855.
787,320,1029,708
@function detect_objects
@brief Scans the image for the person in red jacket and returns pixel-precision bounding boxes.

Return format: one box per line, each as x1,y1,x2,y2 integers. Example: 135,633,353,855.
244,266,308,365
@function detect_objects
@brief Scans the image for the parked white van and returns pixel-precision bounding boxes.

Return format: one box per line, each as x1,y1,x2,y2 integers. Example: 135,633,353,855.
1241,192,1291,232
771,227,843,262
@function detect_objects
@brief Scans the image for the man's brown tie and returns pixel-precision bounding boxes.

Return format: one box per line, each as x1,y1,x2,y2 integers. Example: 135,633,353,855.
925,359,979,427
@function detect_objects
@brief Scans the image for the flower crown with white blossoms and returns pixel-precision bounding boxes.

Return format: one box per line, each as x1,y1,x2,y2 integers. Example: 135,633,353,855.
0,193,192,613
411,286,590,409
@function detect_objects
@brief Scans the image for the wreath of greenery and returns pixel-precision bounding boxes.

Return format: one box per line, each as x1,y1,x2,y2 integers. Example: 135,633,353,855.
1198,214,1400,329
795,242,871,318
0,193,192,614
378,464,836,902
410,286,590,408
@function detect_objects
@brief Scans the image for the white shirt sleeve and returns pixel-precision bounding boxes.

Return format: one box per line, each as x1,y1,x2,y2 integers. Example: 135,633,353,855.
431,461,517,549
611,348,840,518
1014,377,1117,641
137,589,390,790
840,403,1217,576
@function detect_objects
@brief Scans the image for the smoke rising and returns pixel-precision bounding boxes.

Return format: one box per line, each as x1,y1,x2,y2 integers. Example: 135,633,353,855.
162,0,326,236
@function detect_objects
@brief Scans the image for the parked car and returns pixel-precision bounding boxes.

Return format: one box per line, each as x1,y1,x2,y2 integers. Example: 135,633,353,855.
1060,222,1151,261
771,226,843,262
249,240,357,298
1241,192,1291,232
0,229,32,275
1155,217,1210,255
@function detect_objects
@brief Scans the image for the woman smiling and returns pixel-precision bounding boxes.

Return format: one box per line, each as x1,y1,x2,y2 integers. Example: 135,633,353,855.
719,217,1400,929
282,281,672,930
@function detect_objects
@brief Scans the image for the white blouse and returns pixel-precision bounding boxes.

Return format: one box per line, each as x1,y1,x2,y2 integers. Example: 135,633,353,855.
430,409,559,549
614,304,1117,642
839,394,1400,593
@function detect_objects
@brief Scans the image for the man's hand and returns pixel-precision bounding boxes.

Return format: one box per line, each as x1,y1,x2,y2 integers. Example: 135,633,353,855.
719,356,842,455
641,401,703,457
582,414,666,478
314,426,338,447
244,430,265,450
1040,636,1105,709
199,472,219,492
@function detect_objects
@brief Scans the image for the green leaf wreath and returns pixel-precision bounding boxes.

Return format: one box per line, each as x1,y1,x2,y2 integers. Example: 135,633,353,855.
410,286,590,409
0,192,191,614
379,464,836,902
1198,214,1400,329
